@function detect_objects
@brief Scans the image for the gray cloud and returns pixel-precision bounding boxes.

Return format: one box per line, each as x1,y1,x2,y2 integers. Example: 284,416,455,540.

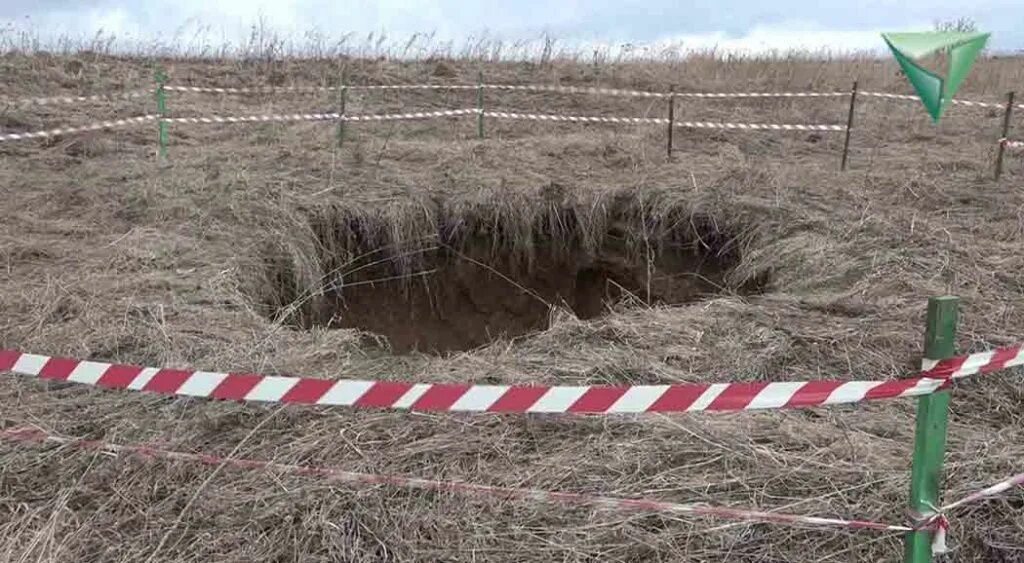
2,0,1021,53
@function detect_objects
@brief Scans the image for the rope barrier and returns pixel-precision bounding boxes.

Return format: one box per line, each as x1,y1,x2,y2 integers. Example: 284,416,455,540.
1,89,152,107
163,108,478,125
861,91,1023,111
161,82,1016,111
1,344,1020,414
485,111,846,131
485,84,848,99
0,425,911,533
0,110,479,143
163,84,477,94
0,115,159,142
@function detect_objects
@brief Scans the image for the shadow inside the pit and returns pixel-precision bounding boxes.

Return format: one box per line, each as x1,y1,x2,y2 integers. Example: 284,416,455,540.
265,235,766,355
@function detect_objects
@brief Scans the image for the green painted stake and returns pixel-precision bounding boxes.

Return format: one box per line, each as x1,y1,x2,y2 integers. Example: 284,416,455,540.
336,79,348,148
154,69,168,160
477,71,484,139
904,295,958,563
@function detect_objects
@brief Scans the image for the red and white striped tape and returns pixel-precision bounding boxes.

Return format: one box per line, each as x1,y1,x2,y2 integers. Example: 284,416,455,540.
485,84,848,99
163,84,477,94
164,108,478,125
0,426,911,533
0,115,159,142
939,471,1024,513
2,345,1021,414
861,91,1023,111
0,110,477,143
2,89,152,107
1000,138,1024,150
484,111,845,131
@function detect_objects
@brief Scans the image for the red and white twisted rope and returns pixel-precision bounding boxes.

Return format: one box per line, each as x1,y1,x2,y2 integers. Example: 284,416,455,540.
0,426,911,533
2,89,152,107
1,344,1020,414
484,111,845,131
939,472,1024,513
164,108,477,125
861,91,1023,111
0,115,159,142
486,84,847,99
0,110,477,143
164,84,477,94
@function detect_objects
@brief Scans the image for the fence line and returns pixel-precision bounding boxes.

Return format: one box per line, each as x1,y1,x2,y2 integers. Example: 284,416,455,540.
860,91,1021,111
0,110,481,143
1,89,152,107
163,84,479,94
0,115,159,142
485,110,846,131
1,344,1020,414
0,425,914,533
0,109,848,143
160,82,1018,110
5,83,1018,113
164,108,479,125
3,424,1022,552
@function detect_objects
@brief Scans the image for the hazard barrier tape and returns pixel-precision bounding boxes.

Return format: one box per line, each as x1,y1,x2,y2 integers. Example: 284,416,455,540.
0,110,478,143
861,91,1023,111
0,426,911,533
1,89,153,107
162,108,478,125
484,111,846,131
484,84,848,99
938,471,1024,513
163,84,477,94
1000,138,1024,150
0,115,159,142
913,470,1024,554
1,344,1021,414
163,83,839,98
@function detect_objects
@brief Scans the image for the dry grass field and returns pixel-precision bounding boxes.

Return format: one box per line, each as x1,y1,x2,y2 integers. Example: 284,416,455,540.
1,46,1023,562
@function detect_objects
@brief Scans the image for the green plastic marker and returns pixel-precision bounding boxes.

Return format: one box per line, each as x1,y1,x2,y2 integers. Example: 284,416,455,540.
882,32,989,122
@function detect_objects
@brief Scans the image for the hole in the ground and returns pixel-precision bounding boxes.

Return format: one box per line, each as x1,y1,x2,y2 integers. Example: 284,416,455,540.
258,205,767,354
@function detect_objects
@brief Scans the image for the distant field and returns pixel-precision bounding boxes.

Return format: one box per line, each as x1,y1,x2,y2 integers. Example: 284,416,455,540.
1,48,1023,562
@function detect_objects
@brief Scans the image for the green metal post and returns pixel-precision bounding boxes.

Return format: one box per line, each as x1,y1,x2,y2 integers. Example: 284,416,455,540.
904,295,958,563
154,68,168,160
336,78,348,148
477,70,484,139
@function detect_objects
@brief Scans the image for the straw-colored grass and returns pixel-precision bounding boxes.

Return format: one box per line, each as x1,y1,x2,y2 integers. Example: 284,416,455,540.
0,44,1023,562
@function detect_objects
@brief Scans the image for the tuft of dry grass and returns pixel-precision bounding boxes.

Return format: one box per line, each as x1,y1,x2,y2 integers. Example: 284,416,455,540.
0,48,1023,562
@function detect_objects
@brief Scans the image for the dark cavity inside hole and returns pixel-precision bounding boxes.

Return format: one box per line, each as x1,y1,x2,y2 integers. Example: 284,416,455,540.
263,214,766,355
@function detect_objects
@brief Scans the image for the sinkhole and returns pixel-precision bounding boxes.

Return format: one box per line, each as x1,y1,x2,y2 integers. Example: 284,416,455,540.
258,206,766,354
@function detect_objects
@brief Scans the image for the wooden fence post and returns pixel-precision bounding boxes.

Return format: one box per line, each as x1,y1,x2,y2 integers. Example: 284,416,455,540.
840,80,858,171
477,71,485,139
336,72,348,148
667,85,675,159
995,91,1015,180
154,68,168,161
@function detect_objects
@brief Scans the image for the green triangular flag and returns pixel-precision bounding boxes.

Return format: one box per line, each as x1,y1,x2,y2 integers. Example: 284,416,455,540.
881,31,990,122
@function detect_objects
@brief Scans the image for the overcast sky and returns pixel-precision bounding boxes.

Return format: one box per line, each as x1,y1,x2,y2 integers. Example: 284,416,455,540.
2,0,1021,55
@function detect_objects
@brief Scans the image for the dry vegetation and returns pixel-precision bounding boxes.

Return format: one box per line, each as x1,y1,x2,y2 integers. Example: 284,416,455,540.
1,43,1023,562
